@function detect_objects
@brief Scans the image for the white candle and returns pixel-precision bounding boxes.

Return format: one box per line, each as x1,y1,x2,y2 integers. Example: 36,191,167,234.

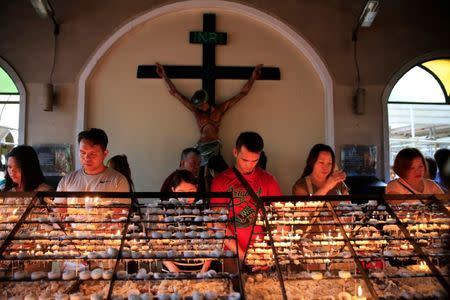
352,285,366,300
418,261,428,271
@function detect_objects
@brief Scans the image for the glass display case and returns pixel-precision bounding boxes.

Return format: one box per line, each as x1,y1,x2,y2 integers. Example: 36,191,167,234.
0,191,244,300
243,194,449,300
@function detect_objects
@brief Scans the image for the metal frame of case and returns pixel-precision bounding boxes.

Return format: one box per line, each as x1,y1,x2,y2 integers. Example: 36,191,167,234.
0,191,245,300
243,194,450,300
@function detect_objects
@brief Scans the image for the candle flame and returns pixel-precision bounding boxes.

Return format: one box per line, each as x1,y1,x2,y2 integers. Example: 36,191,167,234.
357,285,362,297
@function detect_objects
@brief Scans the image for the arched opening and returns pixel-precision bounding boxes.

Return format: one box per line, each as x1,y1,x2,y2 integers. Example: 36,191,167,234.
77,0,333,144
75,1,334,192
386,58,450,180
0,60,24,182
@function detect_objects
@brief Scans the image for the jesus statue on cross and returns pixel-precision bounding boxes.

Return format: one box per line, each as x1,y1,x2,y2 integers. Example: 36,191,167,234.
156,63,263,168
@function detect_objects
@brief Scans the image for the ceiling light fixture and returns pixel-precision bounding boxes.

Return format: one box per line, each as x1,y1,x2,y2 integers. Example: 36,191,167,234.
359,0,379,28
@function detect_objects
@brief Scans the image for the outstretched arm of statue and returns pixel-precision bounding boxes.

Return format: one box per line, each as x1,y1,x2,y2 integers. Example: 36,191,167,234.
156,63,195,112
218,64,263,114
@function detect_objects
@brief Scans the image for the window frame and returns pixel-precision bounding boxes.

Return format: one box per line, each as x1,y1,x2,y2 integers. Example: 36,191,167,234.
383,54,450,181
0,57,26,145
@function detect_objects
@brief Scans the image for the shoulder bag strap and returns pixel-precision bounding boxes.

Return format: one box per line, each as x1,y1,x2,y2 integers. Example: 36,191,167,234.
397,179,416,195
305,176,314,195
232,167,261,202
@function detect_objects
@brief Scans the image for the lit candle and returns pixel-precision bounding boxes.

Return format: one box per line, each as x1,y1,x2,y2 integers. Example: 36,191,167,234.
418,261,428,271
352,285,367,300
324,252,330,264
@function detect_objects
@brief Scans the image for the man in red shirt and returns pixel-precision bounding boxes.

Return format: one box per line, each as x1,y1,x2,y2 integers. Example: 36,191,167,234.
210,132,281,262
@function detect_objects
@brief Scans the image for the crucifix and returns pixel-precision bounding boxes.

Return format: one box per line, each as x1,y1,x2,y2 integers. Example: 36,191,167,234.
137,13,280,105
137,13,280,167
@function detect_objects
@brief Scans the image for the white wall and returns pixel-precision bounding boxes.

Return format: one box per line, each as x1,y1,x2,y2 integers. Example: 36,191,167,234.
86,9,325,193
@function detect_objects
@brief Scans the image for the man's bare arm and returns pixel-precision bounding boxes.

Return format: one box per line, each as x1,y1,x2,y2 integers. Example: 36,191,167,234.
156,63,195,112
218,64,263,114
211,213,246,262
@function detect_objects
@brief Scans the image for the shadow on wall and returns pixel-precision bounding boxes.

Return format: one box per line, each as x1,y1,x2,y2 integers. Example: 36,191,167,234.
45,176,62,190
345,176,386,195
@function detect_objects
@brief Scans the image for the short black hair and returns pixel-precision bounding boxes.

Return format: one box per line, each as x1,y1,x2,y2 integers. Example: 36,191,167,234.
3,145,46,191
235,131,264,153
78,128,108,150
425,156,437,180
180,147,201,163
434,148,450,172
170,169,198,189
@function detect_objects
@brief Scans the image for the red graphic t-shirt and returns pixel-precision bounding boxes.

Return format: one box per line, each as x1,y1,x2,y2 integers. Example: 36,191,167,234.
210,167,281,252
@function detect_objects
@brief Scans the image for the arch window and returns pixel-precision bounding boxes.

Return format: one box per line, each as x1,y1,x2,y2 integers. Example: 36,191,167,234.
388,58,450,175
0,66,20,179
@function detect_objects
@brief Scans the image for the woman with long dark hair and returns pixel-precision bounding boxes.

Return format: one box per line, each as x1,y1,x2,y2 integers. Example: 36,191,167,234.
107,154,135,192
107,154,140,225
2,145,51,192
292,144,349,195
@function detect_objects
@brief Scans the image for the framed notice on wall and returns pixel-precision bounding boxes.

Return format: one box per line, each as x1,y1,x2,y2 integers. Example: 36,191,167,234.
340,145,377,176
33,144,73,177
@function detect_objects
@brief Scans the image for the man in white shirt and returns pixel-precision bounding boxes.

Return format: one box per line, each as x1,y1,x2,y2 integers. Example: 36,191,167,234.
56,128,130,271
58,128,129,193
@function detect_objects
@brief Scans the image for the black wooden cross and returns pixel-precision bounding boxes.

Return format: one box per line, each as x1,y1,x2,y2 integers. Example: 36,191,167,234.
137,13,280,106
